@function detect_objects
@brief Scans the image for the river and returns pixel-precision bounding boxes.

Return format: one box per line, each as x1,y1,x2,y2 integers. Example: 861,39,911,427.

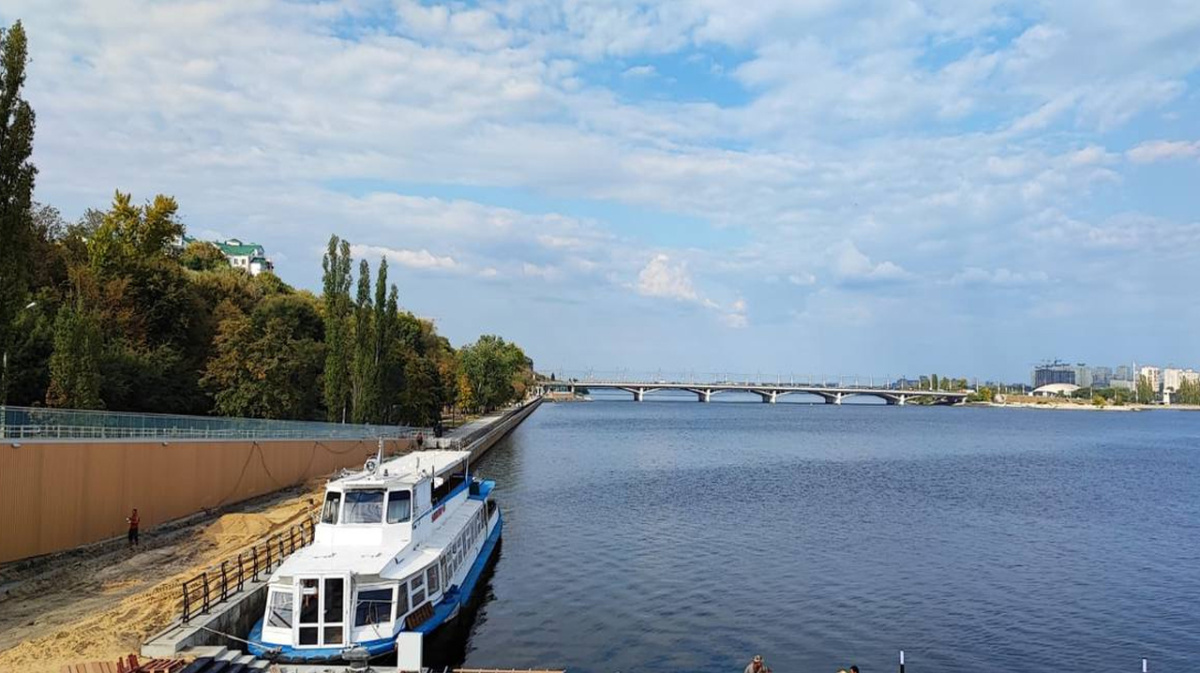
456,397,1200,672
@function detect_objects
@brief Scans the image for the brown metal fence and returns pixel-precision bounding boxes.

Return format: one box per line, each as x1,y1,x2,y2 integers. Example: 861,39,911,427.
181,517,315,623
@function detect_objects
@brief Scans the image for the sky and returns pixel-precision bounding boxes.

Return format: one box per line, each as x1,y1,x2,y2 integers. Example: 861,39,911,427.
4,0,1200,383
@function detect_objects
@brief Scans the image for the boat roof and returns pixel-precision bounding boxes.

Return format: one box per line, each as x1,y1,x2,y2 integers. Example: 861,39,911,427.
330,449,470,490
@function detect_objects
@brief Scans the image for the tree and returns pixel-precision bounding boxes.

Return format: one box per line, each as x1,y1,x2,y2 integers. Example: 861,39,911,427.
87,192,183,275
0,21,37,405
1136,375,1156,404
351,259,375,423
180,240,228,271
321,236,353,422
201,293,324,419
45,297,103,409
458,335,532,412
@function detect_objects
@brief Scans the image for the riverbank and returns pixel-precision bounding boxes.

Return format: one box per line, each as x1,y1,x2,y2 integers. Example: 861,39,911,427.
0,398,541,673
979,397,1200,411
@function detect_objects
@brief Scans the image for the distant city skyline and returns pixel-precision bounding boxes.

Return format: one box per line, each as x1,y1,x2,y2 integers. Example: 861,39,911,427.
5,0,1200,382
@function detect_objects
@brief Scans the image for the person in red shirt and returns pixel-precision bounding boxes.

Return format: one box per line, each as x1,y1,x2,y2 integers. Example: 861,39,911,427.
126,508,140,549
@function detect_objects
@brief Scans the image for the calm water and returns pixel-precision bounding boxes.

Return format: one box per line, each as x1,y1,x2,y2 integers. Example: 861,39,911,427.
457,399,1200,673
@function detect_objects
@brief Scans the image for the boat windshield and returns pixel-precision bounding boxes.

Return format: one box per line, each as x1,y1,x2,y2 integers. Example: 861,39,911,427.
342,489,385,524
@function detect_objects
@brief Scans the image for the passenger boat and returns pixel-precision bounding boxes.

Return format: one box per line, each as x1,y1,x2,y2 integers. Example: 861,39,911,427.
247,449,502,663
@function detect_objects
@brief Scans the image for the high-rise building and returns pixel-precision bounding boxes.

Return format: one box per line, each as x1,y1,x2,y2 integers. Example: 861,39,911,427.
1114,365,1133,381
1073,364,1093,389
1091,366,1112,387
1139,366,1161,392
1033,361,1075,388
1162,368,1200,393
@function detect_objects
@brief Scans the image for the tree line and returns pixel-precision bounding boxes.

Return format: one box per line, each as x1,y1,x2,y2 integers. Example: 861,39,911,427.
0,21,532,424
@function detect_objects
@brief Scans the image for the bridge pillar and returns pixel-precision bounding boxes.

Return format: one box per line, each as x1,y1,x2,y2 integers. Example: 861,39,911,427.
834,392,843,405
899,395,907,406
698,389,713,403
633,388,645,402
758,390,778,404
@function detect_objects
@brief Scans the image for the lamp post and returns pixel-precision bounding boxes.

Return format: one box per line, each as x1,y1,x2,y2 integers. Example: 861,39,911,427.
1,301,38,438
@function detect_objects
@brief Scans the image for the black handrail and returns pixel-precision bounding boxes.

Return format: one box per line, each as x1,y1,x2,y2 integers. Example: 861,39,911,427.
181,517,315,623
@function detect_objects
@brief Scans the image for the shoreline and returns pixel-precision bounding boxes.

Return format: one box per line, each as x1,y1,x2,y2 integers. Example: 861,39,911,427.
971,401,1200,412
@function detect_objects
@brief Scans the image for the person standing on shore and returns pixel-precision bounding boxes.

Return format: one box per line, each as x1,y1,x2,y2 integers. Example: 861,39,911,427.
126,508,140,549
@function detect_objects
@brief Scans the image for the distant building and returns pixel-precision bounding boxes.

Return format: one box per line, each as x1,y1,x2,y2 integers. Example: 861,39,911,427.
1110,379,1135,391
214,238,274,276
1114,365,1133,381
1161,368,1200,394
1091,366,1112,387
1033,361,1075,388
1032,383,1080,397
1139,366,1161,392
1073,364,1093,389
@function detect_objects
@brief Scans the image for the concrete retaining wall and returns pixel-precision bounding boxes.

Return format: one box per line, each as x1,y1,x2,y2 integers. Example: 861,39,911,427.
0,436,411,564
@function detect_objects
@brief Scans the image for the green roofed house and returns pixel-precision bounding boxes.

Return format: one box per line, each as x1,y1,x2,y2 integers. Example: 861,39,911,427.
214,238,275,276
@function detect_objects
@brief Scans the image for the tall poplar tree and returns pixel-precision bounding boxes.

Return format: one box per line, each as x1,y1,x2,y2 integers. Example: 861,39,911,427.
0,21,37,405
371,258,390,423
321,235,353,422
46,296,103,409
351,259,375,423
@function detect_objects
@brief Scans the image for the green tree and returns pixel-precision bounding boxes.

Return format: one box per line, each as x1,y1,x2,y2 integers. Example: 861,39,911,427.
0,21,37,405
45,297,103,409
180,240,228,271
201,293,324,419
458,335,532,412
87,192,183,274
321,235,353,422
351,259,376,423
1136,375,1156,404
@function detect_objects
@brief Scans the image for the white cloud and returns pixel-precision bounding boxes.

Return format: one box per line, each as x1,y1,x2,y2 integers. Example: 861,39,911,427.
720,297,749,328
350,244,459,271
831,241,910,284
1127,140,1200,164
950,267,1050,286
637,254,699,302
788,273,817,286
622,65,657,78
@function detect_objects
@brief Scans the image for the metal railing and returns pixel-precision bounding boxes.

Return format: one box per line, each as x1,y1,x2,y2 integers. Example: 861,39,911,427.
0,405,426,441
181,516,316,624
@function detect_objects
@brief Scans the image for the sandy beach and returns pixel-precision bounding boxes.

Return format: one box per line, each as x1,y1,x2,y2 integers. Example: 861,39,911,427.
0,482,323,673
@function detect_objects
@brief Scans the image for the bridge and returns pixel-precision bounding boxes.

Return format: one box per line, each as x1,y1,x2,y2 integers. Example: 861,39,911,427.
540,379,968,405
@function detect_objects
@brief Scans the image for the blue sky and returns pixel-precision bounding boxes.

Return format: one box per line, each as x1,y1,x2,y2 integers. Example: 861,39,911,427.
5,0,1200,382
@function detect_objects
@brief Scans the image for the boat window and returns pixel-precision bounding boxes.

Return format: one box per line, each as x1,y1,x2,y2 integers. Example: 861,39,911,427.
411,573,424,589
427,565,440,594
299,580,320,624
412,585,426,606
394,581,409,619
324,578,344,624
387,490,412,524
355,588,393,627
320,492,341,524
342,489,385,524
267,589,293,629
324,626,344,645
431,461,468,504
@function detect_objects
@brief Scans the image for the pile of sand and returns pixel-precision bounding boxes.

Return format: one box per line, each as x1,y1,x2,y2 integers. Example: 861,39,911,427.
0,485,322,673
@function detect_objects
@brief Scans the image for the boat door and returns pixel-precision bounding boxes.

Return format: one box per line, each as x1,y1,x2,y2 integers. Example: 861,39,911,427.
294,575,349,648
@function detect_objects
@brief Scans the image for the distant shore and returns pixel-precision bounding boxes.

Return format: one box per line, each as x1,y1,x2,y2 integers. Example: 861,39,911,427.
973,401,1200,412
